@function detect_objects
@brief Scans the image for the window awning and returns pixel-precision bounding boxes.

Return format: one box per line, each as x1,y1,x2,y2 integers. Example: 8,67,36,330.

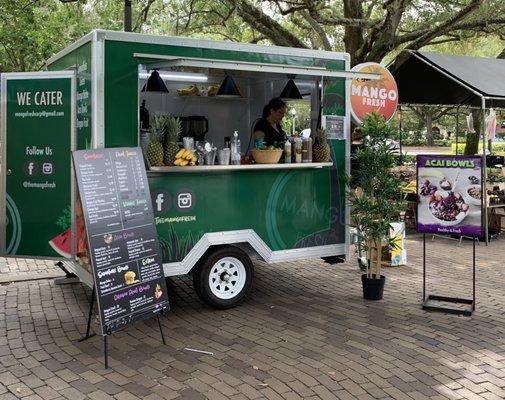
134,53,379,80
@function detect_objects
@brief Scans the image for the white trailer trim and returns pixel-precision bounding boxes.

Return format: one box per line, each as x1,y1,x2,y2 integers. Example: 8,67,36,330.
344,54,351,261
60,260,94,288
60,229,345,287
135,53,378,80
92,31,105,149
161,229,346,277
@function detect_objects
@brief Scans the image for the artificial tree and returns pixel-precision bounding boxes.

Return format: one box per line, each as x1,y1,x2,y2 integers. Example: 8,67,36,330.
350,112,406,299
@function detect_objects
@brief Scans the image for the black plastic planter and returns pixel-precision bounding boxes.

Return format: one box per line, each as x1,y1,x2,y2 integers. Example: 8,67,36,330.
361,274,385,300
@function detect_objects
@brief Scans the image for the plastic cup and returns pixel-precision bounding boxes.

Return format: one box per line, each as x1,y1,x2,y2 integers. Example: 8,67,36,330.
205,150,216,165
183,137,194,150
218,148,230,165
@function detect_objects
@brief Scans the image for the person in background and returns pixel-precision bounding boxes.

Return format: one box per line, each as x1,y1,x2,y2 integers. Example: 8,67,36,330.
254,98,287,146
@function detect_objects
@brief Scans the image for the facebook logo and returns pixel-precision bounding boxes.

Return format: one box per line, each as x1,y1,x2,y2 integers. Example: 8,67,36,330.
24,161,38,176
151,190,170,214
155,193,164,211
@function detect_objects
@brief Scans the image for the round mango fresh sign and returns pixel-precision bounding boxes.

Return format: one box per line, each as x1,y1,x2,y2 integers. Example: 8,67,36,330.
350,62,398,124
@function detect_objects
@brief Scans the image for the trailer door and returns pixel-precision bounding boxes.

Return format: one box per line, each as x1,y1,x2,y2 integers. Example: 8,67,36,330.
0,71,75,258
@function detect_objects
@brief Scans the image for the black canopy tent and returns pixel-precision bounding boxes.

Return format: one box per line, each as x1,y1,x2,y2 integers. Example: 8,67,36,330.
392,50,505,108
391,50,505,243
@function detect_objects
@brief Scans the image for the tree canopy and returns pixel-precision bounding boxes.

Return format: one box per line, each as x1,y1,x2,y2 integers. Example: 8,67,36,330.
1,0,504,73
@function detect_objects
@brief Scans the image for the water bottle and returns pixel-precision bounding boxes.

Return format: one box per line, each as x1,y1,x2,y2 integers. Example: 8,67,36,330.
231,131,241,165
284,139,291,164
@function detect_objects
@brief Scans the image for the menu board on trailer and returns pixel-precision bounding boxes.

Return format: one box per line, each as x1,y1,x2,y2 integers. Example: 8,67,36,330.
322,115,345,139
417,155,483,237
72,147,169,335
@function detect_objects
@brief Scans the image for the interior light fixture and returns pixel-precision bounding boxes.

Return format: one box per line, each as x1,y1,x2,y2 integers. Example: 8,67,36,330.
139,71,208,83
279,75,302,100
141,70,169,93
216,74,241,97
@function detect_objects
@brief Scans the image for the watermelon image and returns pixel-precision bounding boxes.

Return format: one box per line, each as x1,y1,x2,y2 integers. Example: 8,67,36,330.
49,228,71,258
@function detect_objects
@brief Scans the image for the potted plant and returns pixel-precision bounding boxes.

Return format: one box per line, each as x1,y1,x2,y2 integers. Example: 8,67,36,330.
349,112,405,300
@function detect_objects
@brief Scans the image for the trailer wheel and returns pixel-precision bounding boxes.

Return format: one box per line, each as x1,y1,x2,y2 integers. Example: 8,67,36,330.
193,247,253,309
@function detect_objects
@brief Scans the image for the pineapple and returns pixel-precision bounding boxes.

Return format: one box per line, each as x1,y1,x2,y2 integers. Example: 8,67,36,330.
312,128,331,162
164,117,182,166
147,115,166,167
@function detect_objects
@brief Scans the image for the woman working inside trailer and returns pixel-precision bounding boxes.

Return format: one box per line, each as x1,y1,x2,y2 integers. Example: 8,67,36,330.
253,98,287,146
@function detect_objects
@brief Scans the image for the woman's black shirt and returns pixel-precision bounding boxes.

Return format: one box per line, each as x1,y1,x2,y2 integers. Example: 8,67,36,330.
254,119,286,146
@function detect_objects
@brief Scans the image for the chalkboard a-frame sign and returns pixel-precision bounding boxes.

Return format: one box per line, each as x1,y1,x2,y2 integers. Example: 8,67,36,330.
72,147,169,338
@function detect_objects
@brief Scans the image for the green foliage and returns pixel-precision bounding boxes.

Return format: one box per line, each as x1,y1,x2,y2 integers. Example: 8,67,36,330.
1,0,504,74
349,113,406,279
0,1,87,71
452,142,505,155
434,139,452,147
158,225,203,263
280,101,310,135
396,154,416,165
0,0,158,72
323,104,345,117
56,205,71,230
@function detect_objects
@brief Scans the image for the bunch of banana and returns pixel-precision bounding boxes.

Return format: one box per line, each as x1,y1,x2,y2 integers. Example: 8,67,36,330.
174,149,197,166
207,84,220,97
402,180,417,194
176,84,199,96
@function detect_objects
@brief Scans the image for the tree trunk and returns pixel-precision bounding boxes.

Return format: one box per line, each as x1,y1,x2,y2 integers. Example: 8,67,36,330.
343,0,364,65
426,111,434,146
464,109,482,155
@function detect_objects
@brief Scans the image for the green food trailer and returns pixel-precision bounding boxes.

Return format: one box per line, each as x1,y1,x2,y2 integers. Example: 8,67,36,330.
1,30,374,308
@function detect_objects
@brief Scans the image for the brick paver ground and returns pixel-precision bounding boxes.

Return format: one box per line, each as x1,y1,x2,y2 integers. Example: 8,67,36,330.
0,234,504,399
0,259,64,283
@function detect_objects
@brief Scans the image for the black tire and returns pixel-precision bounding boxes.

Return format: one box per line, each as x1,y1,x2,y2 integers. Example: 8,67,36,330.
192,246,254,309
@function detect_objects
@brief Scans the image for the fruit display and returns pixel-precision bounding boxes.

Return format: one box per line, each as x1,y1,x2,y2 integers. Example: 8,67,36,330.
174,148,197,166
256,145,278,151
176,84,200,96
207,84,220,97
251,147,283,164
419,179,437,196
487,186,505,205
439,178,452,191
147,115,166,167
467,186,481,200
429,191,469,223
402,180,417,194
468,175,480,185
312,128,330,162
164,117,182,166
392,165,416,183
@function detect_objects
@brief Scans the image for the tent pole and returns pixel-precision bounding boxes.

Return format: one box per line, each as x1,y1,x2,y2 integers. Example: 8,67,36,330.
398,105,403,164
482,98,488,245
455,106,460,155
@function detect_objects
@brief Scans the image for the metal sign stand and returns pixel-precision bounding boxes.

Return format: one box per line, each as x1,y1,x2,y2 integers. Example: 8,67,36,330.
422,233,476,316
78,286,166,369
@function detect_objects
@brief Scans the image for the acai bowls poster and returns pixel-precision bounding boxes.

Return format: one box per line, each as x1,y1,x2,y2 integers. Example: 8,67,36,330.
417,155,483,237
